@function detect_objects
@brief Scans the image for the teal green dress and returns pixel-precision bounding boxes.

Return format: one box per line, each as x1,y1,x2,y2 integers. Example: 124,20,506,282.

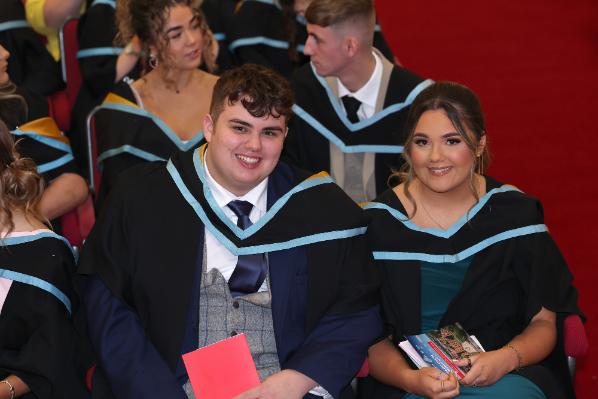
404,258,546,399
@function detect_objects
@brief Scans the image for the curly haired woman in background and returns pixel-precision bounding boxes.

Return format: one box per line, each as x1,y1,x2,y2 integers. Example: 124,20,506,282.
92,0,219,207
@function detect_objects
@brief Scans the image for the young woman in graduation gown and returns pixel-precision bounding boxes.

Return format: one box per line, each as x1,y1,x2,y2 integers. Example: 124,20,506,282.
0,118,89,398
93,0,218,207
360,82,582,399
0,44,88,232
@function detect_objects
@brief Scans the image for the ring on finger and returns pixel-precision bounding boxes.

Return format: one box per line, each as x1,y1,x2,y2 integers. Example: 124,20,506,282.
440,380,445,390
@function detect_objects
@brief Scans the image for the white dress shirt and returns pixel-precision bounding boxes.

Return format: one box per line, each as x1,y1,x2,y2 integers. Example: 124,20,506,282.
203,152,269,292
337,51,383,120
331,51,383,202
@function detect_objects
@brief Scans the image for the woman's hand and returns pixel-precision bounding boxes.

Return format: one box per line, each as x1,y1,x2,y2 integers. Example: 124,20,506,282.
457,307,557,387
455,348,516,387
404,368,460,399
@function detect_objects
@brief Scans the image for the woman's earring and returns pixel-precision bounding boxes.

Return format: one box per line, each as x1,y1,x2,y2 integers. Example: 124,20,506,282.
149,54,158,69
478,155,485,175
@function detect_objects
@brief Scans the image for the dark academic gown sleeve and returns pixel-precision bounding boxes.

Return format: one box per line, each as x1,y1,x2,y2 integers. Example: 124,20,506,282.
78,165,187,398
0,237,89,399
282,234,382,398
251,165,383,397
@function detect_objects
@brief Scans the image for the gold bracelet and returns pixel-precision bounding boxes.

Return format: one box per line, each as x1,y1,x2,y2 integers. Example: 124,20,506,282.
504,343,523,371
0,380,14,399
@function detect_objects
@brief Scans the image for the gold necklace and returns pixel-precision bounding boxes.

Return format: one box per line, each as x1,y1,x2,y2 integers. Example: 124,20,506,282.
416,181,449,230
419,197,448,230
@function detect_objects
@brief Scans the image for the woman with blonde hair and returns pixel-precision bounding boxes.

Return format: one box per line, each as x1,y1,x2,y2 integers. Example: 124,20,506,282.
0,117,89,399
361,81,581,398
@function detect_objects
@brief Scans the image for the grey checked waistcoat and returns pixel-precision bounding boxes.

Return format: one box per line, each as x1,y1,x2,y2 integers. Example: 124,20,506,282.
183,248,280,398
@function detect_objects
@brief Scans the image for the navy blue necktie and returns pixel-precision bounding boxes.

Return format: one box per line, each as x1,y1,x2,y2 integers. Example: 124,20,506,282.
342,95,362,123
227,200,267,297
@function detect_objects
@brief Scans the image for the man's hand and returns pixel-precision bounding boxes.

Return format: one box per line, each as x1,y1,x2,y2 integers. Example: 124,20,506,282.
233,369,317,399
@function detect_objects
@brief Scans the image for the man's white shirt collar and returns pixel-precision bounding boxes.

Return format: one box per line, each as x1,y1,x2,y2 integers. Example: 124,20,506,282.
337,51,382,110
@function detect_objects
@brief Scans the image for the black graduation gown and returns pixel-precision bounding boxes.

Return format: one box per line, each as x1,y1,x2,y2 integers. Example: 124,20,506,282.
9,88,80,183
201,0,238,71
4,88,82,233
0,0,63,96
0,231,89,398
227,0,308,79
284,62,430,196
70,0,142,173
359,177,583,398
78,146,381,398
12,116,79,183
92,82,205,208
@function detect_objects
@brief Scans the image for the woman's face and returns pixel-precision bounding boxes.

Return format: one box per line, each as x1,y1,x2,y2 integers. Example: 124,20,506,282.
157,5,204,71
409,109,484,195
0,45,10,85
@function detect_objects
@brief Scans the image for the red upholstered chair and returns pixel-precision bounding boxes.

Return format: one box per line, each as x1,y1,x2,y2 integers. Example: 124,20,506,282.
46,91,71,132
59,17,82,110
45,18,81,133
60,195,95,248
563,314,588,378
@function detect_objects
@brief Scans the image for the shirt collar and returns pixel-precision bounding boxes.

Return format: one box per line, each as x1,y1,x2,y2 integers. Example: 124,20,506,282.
337,51,382,109
203,149,268,214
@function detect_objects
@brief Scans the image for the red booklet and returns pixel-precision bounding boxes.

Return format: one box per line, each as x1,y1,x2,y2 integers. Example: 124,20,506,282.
182,333,260,399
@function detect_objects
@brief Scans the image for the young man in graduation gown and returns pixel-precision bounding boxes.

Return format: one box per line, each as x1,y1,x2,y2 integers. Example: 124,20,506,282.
78,63,381,399
283,0,433,203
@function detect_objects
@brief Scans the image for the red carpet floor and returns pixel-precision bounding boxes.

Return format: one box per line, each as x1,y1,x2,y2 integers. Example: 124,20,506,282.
376,0,598,396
